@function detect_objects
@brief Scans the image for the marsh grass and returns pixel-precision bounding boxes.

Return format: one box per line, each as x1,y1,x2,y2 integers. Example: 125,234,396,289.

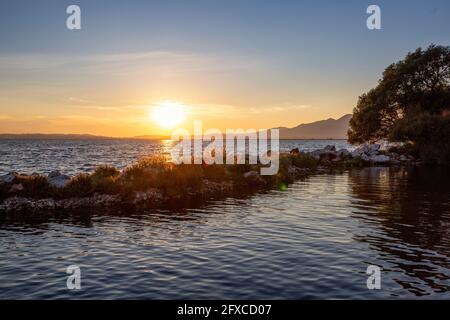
15,175,51,198
63,173,94,198
0,152,324,201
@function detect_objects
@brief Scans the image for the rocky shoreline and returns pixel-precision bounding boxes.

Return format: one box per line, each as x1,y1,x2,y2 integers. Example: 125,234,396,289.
0,143,421,213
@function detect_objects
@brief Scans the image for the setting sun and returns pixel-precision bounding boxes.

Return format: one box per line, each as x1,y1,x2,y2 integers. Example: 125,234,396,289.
151,101,187,129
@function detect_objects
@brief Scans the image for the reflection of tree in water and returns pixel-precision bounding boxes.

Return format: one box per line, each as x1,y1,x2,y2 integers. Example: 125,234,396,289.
348,166,450,296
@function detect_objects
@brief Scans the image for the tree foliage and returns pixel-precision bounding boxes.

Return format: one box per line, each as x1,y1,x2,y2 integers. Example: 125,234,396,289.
348,45,450,162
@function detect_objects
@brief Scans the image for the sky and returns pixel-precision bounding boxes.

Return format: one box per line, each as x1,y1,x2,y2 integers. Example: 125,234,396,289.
0,0,449,137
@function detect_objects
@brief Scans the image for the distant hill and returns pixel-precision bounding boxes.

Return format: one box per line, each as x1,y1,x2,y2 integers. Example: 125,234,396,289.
276,114,352,139
0,115,352,140
133,135,171,140
0,133,170,140
0,133,114,140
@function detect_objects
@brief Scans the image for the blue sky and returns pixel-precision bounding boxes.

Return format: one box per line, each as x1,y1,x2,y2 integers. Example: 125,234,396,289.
0,0,449,136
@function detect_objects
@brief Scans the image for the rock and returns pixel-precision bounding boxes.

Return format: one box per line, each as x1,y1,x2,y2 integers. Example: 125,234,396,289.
336,148,351,158
310,150,321,160
368,144,381,154
243,171,264,186
320,152,337,162
385,142,404,152
9,183,24,193
360,154,371,162
351,145,367,157
0,172,18,184
48,171,62,178
351,150,362,158
290,148,300,155
323,145,336,152
133,189,162,205
309,145,338,162
47,171,71,188
399,155,409,162
351,144,382,157
360,144,371,154
370,154,390,163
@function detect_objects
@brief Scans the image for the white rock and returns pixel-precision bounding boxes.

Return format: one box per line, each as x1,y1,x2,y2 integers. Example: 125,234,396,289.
351,145,368,157
337,149,350,158
323,145,336,152
0,172,18,184
368,144,381,154
48,171,62,178
48,172,71,188
370,155,390,163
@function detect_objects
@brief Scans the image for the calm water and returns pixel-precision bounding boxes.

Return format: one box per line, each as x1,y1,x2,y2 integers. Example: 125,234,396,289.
1,164,450,299
0,140,450,299
0,139,352,175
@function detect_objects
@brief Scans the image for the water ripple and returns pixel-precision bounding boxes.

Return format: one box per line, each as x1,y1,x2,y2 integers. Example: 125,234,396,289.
1,164,450,298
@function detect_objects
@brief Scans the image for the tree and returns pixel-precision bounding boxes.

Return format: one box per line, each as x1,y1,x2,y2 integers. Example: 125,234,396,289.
348,45,450,163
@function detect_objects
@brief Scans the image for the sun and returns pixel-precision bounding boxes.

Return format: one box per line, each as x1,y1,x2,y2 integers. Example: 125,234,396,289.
151,101,186,129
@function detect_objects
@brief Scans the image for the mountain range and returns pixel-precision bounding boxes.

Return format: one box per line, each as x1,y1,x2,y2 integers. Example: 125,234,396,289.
277,114,352,139
0,114,352,140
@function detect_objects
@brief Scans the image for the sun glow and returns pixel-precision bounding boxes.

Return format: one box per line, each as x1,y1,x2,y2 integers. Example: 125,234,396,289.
151,101,187,129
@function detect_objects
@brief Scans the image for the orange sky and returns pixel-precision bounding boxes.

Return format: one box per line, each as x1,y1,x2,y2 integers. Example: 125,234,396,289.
2,2,447,136
0,51,362,137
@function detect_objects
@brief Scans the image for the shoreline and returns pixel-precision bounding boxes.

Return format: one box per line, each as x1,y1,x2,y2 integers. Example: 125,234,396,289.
0,143,424,213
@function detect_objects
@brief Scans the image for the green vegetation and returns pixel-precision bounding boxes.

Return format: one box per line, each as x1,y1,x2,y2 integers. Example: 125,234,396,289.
0,152,322,203
348,45,450,164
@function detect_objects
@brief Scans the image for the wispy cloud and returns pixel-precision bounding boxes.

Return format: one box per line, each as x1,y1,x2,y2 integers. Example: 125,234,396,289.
186,102,311,117
0,51,264,77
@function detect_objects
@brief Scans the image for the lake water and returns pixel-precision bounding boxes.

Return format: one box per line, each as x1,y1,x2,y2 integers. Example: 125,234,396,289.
0,139,352,175
1,140,450,299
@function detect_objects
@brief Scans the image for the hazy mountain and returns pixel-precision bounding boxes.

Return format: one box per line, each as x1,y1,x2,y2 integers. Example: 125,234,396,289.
0,133,113,140
276,114,352,139
0,133,170,140
133,135,171,140
0,115,352,140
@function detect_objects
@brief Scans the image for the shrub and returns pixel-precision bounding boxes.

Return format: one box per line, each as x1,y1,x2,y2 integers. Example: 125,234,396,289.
17,175,51,198
290,153,318,168
121,155,170,191
91,165,120,194
277,154,294,184
391,113,450,164
157,164,204,195
63,173,93,197
92,165,120,180
226,163,255,181
203,164,229,181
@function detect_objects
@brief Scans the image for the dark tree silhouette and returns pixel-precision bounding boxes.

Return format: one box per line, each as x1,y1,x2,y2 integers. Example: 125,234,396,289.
348,45,450,163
